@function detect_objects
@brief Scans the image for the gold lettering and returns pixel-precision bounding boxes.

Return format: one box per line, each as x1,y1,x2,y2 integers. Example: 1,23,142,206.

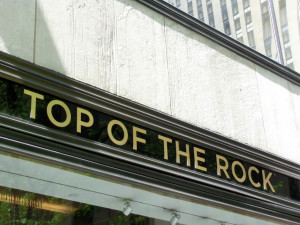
216,155,230,179
194,147,207,172
262,170,275,193
231,161,246,183
158,135,172,160
107,120,128,146
24,89,44,119
248,166,261,188
175,141,190,167
133,126,147,150
77,107,94,133
47,100,71,127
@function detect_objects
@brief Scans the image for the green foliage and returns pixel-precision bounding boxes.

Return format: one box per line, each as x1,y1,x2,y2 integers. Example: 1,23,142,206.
105,214,147,225
0,187,68,225
0,79,31,119
0,185,149,225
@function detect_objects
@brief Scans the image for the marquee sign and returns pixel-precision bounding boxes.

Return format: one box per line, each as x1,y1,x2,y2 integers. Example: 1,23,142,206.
0,76,299,202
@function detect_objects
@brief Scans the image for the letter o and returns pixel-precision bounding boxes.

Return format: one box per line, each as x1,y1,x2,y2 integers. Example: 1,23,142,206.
232,161,246,183
107,120,128,146
47,100,71,127
248,166,261,188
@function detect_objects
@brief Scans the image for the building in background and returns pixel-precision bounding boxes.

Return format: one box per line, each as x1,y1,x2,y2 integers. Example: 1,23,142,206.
165,0,300,71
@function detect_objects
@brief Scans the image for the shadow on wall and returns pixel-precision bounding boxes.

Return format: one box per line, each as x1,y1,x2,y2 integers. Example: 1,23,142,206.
0,0,65,75
34,2,66,74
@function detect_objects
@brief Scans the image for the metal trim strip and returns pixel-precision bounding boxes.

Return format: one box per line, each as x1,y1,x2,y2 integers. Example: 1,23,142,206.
0,133,299,224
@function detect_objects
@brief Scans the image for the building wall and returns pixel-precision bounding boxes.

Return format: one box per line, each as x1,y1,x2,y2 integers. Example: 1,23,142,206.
165,0,300,72
284,0,300,71
0,0,300,164
0,0,35,62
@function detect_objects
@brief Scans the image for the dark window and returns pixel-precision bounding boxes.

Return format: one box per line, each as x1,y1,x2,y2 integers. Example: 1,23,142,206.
264,37,272,57
221,4,229,21
266,47,272,57
237,36,244,43
219,0,231,34
245,11,252,24
287,63,294,69
234,18,241,30
243,0,250,8
207,2,215,27
187,0,194,16
261,2,268,14
261,5,272,40
262,20,272,39
220,0,226,6
198,8,204,21
264,36,271,46
285,47,292,59
231,0,239,15
279,0,286,8
279,2,288,26
224,20,231,35
282,29,290,43
279,0,291,59
247,30,256,49
197,0,204,21
208,13,215,27
207,3,213,14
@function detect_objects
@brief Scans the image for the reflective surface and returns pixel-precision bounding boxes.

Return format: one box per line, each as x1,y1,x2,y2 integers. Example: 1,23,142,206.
162,0,300,73
0,150,280,225
0,186,165,225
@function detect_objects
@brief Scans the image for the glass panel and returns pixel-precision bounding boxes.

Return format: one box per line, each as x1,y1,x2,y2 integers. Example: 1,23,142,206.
237,36,244,43
187,0,194,16
224,20,231,35
231,0,239,15
221,0,229,21
279,0,293,66
243,0,250,9
162,0,300,73
245,11,252,24
0,186,166,225
197,0,204,21
207,2,215,27
0,150,283,225
169,0,174,5
247,30,256,49
234,18,241,30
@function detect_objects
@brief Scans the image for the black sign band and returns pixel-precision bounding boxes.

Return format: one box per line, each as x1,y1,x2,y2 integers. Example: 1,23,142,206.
0,76,299,202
